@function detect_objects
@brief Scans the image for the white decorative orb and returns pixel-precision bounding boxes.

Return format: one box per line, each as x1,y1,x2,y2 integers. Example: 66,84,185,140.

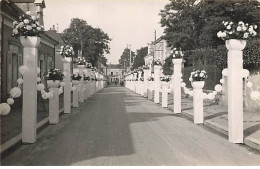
242,69,250,77
17,78,23,85
7,98,15,105
181,82,186,88
202,93,207,99
37,77,41,82
60,82,65,87
214,84,222,92
208,93,215,100
213,91,218,95
220,79,224,84
0,103,11,115
37,83,45,91
19,65,28,75
250,91,260,101
63,72,68,76
48,92,53,98
59,89,63,94
42,93,48,99
222,69,228,76
10,87,21,98
247,82,253,88
37,67,40,74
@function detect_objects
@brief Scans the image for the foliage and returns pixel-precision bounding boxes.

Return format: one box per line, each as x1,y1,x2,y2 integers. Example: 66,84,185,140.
74,57,86,65
45,69,64,81
132,47,148,69
162,54,173,75
12,11,44,38
62,18,111,67
118,48,136,71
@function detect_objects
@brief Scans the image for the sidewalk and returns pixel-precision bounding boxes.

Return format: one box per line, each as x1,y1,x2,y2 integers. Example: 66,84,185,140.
150,91,260,151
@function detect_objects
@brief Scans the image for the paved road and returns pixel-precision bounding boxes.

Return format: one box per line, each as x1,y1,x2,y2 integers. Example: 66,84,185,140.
1,87,260,166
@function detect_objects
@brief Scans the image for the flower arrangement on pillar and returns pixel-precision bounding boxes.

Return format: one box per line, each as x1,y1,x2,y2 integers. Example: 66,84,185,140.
140,77,144,81
75,57,86,68
171,48,184,59
147,76,154,81
60,45,74,62
71,73,82,85
189,70,207,89
46,69,64,88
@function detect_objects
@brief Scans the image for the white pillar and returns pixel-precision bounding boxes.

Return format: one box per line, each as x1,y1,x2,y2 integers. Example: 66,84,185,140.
154,65,161,104
63,59,71,114
172,59,182,114
148,81,153,100
78,66,85,102
73,83,79,107
49,88,59,124
226,39,246,143
192,81,205,124
21,37,40,144
143,70,149,97
161,82,168,108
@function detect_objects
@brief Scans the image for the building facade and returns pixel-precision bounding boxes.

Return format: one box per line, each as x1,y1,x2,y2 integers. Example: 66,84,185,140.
107,64,123,83
0,0,58,102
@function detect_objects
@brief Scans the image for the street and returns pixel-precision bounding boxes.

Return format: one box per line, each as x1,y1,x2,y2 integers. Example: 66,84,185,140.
1,87,260,166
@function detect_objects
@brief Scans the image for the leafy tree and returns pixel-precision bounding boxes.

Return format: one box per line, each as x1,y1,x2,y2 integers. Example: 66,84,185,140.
62,18,111,67
118,48,136,71
132,47,148,69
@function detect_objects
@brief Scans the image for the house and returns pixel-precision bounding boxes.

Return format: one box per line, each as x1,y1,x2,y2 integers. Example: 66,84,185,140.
107,64,123,83
0,0,58,102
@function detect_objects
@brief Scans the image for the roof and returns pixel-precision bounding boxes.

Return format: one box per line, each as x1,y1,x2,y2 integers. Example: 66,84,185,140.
45,30,66,46
108,64,122,69
151,36,165,45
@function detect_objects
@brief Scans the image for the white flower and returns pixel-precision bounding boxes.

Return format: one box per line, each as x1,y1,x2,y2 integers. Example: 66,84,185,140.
36,27,42,31
13,21,18,26
26,11,31,15
254,25,258,29
217,31,222,38
24,19,29,24
238,21,244,25
32,24,36,28
189,77,193,82
173,48,176,50
26,25,32,30
13,29,18,34
199,73,204,77
222,32,227,37
247,82,252,88
175,51,178,54
243,33,249,38
194,74,198,77
226,25,231,30
252,31,257,37
228,31,232,35
18,22,24,27
237,26,242,31
242,26,247,31
224,22,229,26
31,16,37,21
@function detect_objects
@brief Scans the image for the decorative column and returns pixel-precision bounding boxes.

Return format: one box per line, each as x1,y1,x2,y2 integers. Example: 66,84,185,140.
78,65,85,102
143,70,149,97
63,58,71,114
72,81,80,107
172,59,183,114
138,71,142,95
21,37,40,143
154,65,161,104
192,81,205,124
48,83,60,124
161,81,169,108
226,39,246,143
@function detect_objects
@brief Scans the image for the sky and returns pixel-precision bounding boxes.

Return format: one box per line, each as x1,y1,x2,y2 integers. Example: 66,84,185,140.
43,0,169,64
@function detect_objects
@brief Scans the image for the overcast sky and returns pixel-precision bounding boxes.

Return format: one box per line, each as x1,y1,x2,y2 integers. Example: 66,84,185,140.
43,0,168,64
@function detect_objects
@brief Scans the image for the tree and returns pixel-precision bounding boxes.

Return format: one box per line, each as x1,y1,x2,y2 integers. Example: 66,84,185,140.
118,48,136,71
132,47,148,69
62,18,111,67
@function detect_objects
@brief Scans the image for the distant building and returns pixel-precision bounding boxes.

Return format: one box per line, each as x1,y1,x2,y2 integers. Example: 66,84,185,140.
107,64,123,83
0,0,58,102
